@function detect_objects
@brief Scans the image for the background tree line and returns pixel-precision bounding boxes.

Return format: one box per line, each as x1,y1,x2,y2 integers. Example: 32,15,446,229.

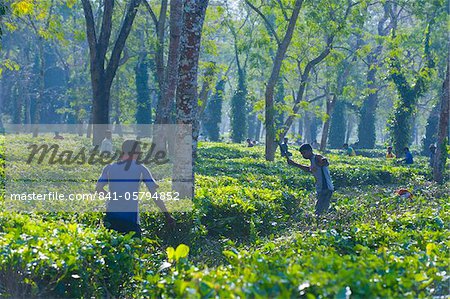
0,0,448,182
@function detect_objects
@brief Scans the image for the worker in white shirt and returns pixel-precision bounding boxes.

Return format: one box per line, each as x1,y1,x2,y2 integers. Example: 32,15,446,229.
100,130,114,154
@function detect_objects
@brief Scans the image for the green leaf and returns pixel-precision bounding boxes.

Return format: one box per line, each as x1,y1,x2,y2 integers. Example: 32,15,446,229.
426,243,436,256
166,246,175,261
175,244,189,261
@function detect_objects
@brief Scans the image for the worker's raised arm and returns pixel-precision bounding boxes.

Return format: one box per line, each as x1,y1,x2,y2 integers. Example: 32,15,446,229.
286,157,311,172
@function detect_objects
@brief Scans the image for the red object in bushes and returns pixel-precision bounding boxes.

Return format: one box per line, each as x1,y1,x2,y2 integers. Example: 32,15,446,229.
395,188,413,198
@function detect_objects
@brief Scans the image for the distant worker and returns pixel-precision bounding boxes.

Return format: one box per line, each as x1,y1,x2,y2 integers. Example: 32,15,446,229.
429,144,436,167
246,138,254,147
343,143,356,156
279,137,292,157
53,131,64,140
286,143,334,216
398,147,414,165
100,130,113,154
386,146,395,159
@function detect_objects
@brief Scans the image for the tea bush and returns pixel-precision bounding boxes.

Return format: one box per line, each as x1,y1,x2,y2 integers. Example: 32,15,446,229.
0,139,448,298
0,212,163,298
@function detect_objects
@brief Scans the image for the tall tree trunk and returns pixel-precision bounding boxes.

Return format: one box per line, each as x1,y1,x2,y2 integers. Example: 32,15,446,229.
153,0,184,154
203,79,225,141
81,0,141,145
13,81,23,124
303,112,311,143
320,95,335,151
155,0,183,125
275,76,285,130
297,117,303,143
320,61,351,151
32,38,45,137
422,103,440,154
357,3,389,148
173,0,208,198
277,1,354,145
433,61,449,183
310,115,319,145
357,61,378,148
114,75,123,137
278,40,332,143
231,68,247,143
388,21,435,154
155,0,168,95
255,116,262,142
328,101,347,149
229,20,248,144
263,0,303,161
135,52,152,134
197,62,217,118
345,116,352,144
247,111,257,141
246,0,303,158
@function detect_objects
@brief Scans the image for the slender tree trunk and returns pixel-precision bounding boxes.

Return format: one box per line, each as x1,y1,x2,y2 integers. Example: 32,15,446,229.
203,79,224,141
231,68,247,143
155,0,183,125
329,101,347,148
135,51,152,134
320,95,336,151
346,117,352,144
87,113,93,138
247,112,257,141
153,0,183,154
321,61,350,150
255,116,262,142
173,0,208,198
358,61,378,148
114,76,123,137
263,0,303,161
389,20,434,154
197,62,217,118
14,81,23,124
155,0,168,95
303,112,311,143
433,61,449,183
422,103,440,154
278,41,332,143
357,2,389,148
297,117,302,143
32,38,45,137
81,0,141,145
275,77,285,130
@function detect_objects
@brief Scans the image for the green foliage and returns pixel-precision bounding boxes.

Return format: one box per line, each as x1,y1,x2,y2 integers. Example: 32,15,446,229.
0,212,159,298
387,19,437,154
0,139,448,297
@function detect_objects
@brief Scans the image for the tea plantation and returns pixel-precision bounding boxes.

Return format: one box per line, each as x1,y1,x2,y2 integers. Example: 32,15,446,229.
0,139,448,298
